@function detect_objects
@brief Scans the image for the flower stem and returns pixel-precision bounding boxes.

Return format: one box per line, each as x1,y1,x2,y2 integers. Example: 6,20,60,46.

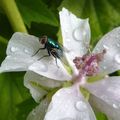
0,0,27,33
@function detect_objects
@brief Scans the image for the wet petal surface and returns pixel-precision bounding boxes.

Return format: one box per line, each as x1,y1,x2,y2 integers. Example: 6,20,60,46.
44,86,96,120
0,32,47,73
59,8,91,72
93,27,120,74
24,71,62,102
84,76,120,120
29,58,72,81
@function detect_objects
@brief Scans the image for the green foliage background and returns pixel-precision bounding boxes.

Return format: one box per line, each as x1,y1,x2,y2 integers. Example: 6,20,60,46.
0,0,120,120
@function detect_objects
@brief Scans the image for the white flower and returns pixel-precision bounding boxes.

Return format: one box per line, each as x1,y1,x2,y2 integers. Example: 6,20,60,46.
0,8,120,120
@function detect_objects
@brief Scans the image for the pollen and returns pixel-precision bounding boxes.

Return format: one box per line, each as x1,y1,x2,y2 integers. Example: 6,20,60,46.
73,49,106,76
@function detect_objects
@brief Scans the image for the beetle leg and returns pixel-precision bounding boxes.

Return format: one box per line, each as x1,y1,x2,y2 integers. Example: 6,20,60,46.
38,55,50,60
32,45,46,57
50,48,59,68
37,48,51,60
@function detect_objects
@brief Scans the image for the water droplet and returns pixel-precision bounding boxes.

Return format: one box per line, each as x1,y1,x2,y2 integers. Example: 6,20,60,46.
113,104,118,109
11,47,18,52
64,29,68,33
103,45,109,50
73,28,86,41
103,66,107,70
116,43,120,47
24,49,30,54
32,109,36,116
114,54,120,64
75,101,87,111
40,64,48,72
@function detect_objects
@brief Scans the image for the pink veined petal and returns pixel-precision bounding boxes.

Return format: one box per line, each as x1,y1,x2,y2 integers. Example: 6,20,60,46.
28,58,72,81
93,27,120,74
44,86,96,120
84,76,120,120
0,32,47,73
24,71,62,102
59,8,91,73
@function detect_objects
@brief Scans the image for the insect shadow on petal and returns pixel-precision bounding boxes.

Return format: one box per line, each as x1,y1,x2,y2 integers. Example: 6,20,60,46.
32,35,68,67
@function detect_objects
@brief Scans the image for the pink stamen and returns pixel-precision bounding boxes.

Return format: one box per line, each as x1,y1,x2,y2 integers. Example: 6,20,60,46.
73,49,106,77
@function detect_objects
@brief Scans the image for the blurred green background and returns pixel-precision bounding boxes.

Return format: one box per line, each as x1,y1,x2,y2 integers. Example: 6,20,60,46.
0,0,120,120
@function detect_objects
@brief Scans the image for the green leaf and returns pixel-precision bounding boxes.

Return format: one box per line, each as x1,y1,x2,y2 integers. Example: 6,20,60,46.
16,0,59,28
0,72,30,120
28,22,58,39
59,0,120,46
0,13,13,39
16,98,37,120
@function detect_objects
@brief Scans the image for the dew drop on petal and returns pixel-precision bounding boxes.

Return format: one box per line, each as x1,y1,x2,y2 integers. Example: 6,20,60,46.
73,28,86,41
24,49,30,54
32,109,36,116
103,66,107,70
11,47,18,52
103,44,109,50
64,29,68,33
113,104,119,109
75,101,87,111
39,64,48,72
116,43,120,47
114,54,120,64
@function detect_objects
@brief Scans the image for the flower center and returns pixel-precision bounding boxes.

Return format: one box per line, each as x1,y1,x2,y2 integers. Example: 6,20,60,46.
73,49,106,76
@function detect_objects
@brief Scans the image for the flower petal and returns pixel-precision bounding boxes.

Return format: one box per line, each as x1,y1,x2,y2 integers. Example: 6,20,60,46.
27,98,49,120
0,32,47,73
93,27,120,74
24,71,62,102
59,8,91,72
25,71,62,88
44,86,96,120
28,57,72,81
84,76,120,120
24,81,47,103
24,71,62,103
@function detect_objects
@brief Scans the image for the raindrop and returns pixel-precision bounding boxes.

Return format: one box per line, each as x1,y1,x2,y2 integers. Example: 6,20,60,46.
113,104,118,109
64,29,68,33
24,49,30,54
103,45,109,50
103,66,107,70
116,43,120,47
32,109,36,116
75,101,87,111
10,47,18,52
114,54,120,64
73,28,86,41
40,64,48,72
